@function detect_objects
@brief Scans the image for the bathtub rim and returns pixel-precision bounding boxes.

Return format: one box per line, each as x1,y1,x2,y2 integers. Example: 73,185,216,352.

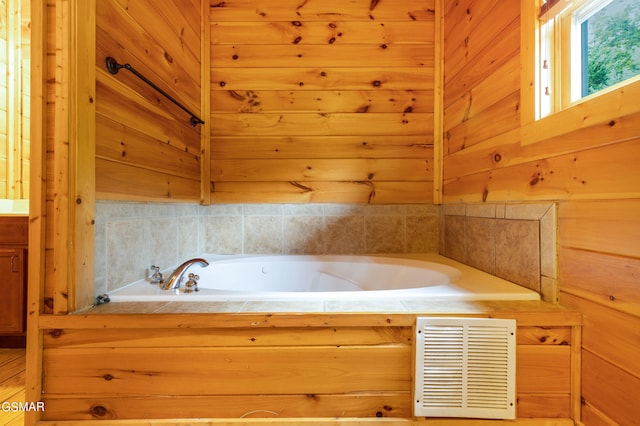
106,253,541,304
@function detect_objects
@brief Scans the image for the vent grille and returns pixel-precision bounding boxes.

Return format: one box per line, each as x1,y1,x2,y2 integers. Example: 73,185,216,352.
414,317,516,419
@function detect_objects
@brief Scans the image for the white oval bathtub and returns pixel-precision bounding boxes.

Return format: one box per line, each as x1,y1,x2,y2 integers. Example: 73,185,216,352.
107,254,541,302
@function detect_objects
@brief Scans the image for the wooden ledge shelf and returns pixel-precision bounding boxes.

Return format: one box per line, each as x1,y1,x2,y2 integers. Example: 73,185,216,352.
42,299,581,328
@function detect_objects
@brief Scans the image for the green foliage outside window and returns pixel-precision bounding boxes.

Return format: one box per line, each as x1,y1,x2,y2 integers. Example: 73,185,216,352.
585,0,640,95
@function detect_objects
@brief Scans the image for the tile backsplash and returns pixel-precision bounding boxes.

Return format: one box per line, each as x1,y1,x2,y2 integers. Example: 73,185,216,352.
95,201,440,295
441,203,558,303
95,201,557,303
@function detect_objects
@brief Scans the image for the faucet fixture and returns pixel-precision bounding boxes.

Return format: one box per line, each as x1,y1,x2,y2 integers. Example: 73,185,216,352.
184,273,200,293
162,258,209,290
149,265,163,285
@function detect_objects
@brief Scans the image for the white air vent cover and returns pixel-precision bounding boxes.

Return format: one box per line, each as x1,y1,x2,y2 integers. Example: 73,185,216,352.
414,317,516,419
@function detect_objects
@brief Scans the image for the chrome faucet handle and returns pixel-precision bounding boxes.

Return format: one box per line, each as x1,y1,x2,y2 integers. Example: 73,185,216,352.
149,265,163,285
184,273,199,293
162,258,209,290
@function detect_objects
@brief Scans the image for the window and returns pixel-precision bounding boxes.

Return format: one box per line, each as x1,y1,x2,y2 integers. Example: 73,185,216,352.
537,0,640,119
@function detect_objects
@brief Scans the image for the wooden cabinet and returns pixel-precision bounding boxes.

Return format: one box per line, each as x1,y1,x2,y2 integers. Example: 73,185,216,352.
0,248,25,333
0,217,28,339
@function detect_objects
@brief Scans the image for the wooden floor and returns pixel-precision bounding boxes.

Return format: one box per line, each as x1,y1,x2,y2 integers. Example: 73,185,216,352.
0,348,26,425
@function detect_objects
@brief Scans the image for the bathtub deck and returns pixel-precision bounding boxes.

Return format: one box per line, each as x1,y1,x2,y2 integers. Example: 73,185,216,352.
47,255,576,423
76,299,577,326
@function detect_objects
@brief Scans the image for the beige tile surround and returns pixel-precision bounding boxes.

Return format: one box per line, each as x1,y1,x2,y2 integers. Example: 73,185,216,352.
95,201,440,295
95,201,556,303
441,203,558,303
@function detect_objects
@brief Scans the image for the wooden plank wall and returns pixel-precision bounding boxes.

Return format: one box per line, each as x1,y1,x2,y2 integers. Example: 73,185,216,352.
442,1,640,425
43,0,67,315
209,0,436,203
19,0,29,198
1,0,10,197
95,0,202,202
558,202,640,425
37,312,578,421
0,0,29,199
36,0,95,314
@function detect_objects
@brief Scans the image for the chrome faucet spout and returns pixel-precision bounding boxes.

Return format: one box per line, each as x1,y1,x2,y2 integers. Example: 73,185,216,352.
162,258,209,290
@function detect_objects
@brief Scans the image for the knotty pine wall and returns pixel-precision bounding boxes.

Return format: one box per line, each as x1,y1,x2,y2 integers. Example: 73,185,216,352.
95,0,202,202
208,0,436,203
442,1,640,425
0,2,7,197
28,1,593,423
38,309,580,422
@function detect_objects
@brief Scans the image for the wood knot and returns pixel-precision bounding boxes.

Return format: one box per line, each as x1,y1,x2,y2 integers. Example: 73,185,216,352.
103,374,114,381
529,176,540,186
49,329,63,338
90,405,108,417
493,153,502,162
229,90,244,100
44,297,54,310
293,36,302,44
372,80,382,87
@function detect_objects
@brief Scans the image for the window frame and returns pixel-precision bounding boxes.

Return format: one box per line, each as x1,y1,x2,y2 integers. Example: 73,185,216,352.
520,0,640,146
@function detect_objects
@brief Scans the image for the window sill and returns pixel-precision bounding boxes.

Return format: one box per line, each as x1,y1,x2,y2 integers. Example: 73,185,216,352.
521,77,640,146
